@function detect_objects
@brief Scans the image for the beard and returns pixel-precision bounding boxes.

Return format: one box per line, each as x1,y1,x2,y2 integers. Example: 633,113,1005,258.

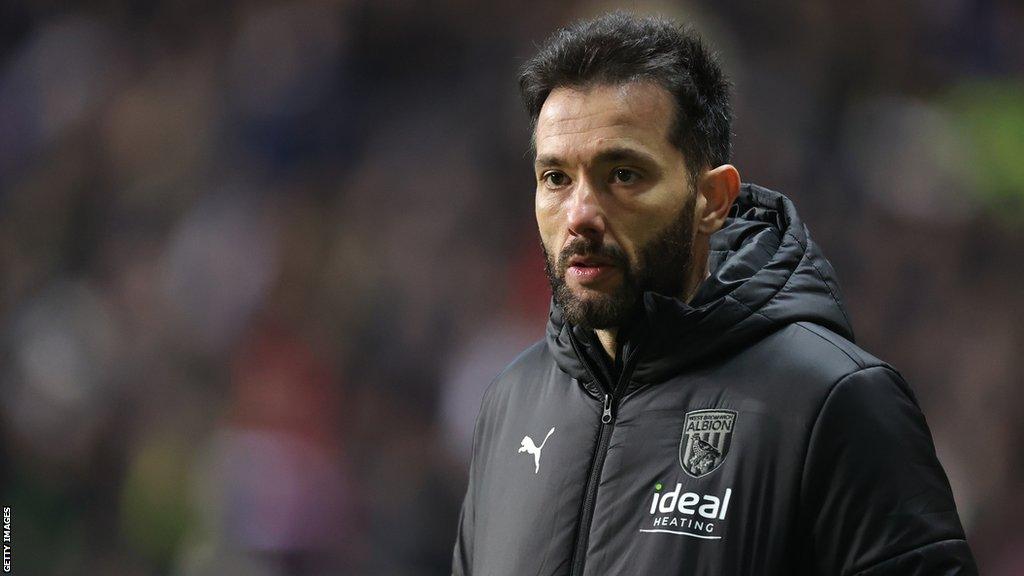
543,192,698,330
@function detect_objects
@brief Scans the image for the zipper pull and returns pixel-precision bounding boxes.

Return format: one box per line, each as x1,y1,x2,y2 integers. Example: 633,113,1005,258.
601,394,613,424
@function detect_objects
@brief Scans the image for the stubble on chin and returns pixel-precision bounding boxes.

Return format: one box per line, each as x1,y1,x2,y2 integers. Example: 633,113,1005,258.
542,245,637,330
541,191,697,330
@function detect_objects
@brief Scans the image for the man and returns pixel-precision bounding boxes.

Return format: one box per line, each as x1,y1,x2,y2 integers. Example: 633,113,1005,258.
452,12,976,575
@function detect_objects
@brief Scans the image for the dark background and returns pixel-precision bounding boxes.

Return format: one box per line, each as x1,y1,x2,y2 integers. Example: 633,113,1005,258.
1,0,1022,574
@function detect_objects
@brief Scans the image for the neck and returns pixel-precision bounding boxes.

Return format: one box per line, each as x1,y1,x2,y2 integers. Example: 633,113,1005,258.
595,328,619,361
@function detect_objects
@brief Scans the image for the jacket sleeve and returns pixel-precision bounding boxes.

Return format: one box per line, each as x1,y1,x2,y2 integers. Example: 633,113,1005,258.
451,470,474,576
798,366,977,575
452,385,492,576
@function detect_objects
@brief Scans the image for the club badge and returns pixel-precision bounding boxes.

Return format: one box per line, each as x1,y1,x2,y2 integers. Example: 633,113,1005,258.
679,409,737,478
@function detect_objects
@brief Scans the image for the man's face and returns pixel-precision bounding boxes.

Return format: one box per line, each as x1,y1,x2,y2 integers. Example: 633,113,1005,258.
535,82,699,330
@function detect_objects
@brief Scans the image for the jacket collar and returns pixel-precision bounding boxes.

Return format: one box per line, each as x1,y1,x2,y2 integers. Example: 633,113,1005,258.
545,183,854,393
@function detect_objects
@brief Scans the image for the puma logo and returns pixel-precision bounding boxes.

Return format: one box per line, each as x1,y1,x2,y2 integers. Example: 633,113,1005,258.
518,427,555,474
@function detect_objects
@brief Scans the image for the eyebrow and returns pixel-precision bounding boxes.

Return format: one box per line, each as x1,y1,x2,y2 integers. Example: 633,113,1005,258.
534,146,659,170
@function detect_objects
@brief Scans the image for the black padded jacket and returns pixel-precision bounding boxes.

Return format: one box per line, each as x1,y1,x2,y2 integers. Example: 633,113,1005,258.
451,183,976,575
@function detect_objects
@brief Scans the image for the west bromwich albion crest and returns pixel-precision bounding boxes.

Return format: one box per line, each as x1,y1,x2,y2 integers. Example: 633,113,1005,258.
679,409,737,478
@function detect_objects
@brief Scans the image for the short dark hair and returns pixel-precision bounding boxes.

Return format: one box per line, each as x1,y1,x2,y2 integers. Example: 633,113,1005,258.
519,12,732,177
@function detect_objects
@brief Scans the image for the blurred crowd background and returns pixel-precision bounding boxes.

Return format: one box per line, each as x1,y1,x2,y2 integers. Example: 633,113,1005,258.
1,0,1022,574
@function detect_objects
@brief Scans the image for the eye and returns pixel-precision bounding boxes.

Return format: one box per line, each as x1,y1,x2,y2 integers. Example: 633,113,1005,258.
611,168,640,185
542,171,570,189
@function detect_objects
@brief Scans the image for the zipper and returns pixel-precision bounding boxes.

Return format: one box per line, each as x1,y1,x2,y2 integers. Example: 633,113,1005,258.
567,333,644,576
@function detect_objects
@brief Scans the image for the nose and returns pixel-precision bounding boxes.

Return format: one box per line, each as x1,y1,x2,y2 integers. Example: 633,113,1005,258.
566,178,606,242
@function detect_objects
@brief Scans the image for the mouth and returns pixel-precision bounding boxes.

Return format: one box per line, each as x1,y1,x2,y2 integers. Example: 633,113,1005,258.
567,255,616,268
565,255,619,284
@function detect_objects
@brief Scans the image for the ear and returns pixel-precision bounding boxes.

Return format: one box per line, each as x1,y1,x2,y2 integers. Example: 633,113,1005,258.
696,164,740,235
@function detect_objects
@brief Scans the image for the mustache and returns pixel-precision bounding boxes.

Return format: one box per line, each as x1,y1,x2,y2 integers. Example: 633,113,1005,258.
556,237,629,272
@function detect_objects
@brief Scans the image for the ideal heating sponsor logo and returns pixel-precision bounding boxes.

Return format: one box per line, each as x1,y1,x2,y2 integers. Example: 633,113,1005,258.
639,482,732,540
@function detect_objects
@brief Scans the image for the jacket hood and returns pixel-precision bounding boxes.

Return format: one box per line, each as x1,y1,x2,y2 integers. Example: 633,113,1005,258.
546,183,854,392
